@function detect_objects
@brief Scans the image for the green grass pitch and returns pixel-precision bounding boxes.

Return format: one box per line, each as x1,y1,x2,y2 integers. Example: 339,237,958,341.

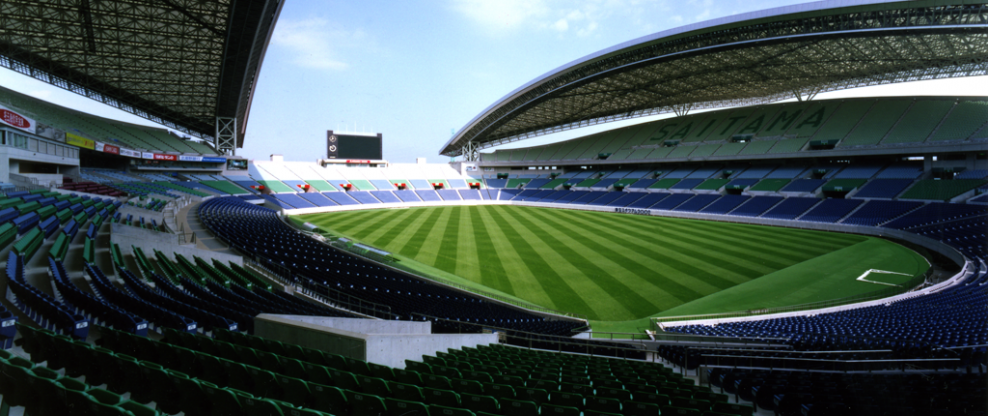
296,205,929,326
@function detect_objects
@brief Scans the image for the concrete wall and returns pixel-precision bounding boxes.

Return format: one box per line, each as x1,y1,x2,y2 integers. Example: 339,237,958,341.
255,314,368,360
255,314,498,369
284,316,432,334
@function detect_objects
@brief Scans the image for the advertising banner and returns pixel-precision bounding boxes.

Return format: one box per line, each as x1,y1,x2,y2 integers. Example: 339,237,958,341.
178,155,202,162
142,152,155,159
120,148,141,158
102,144,120,155
66,133,96,149
153,153,177,161
202,156,227,163
0,104,36,134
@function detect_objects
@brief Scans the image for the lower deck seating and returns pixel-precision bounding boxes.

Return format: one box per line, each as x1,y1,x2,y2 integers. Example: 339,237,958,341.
841,200,923,226
760,197,819,220
852,179,914,199
798,198,862,223
198,197,585,336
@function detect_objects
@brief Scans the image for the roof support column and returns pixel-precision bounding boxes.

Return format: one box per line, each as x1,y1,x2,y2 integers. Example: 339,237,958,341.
462,141,479,162
215,117,237,156
672,103,693,117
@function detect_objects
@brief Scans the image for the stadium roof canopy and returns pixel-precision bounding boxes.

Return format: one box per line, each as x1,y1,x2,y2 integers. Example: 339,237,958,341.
441,0,988,158
0,0,284,150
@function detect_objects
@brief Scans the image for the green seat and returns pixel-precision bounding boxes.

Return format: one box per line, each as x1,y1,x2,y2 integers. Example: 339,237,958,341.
433,365,462,380
303,363,333,385
369,362,395,381
424,374,453,390
384,398,429,416
323,353,348,371
55,378,90,415
282,344,308,362
346,357,374,377
695,391,729,403
517,387,549,405
86,388,130,416
711,402,754,416
346,390,388,416
493,374,525,388
460,393,499,414
394,368,424,385
202,384,244,416
423,387,461,408
300,348,327,367
559,382,592,395
233,345,262,367
197,354,228,386
584,410,623,416
474,365,501,376
462,370,494,384
308,383,348,415
423,355,446,367
430,404,477,416
358,375,392,397
451,378,485,395
481,382,515,399
0,363,34,407
628,383,657,394
531,370,557,381
173,374,209,416
663,406,702,416
119,400,162,416
328,368,360,391
390,381,426,402
241,396,286,416
25,368,61,415
636,392,670,406
624,400,661,416
247,367,279,398
598,387,633,402
671,397,711,411
158,370,192,415
405,360,433,374
561,373,589,383
219,358,253,392
276,375,312,407
287,408,332,416
528,378,559,391
549,391,584,409
585,396,623,414
540,403,581,416
500,398,539,416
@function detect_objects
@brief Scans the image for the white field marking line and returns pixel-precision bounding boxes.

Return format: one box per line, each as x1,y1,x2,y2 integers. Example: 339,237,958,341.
856,269,912,287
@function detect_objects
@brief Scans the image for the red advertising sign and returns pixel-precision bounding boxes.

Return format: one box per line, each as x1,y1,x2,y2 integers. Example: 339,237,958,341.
153,153,177,161
102,144,120,155
0,109,31,130
346,160,372,164
0,105,35,134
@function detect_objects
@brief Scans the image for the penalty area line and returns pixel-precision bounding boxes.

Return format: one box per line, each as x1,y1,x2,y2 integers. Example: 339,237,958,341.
856,269,911,287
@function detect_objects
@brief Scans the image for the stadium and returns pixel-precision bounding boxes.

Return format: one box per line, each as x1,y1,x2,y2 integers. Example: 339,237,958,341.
0,0,985,415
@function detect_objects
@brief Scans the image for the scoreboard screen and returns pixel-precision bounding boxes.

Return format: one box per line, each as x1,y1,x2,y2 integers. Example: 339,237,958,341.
327,131,382,160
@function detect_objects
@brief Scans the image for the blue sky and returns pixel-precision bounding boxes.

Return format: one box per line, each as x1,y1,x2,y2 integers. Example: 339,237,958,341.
1,0,986,163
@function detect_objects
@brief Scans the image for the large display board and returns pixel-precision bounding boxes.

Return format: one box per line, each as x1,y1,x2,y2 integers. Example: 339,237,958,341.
327,130,382,160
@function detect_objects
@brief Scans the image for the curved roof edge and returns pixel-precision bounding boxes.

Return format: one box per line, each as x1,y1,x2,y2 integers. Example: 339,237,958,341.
442,0,985,156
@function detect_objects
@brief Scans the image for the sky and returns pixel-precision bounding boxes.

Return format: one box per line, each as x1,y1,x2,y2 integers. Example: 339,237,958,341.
1,0,986,164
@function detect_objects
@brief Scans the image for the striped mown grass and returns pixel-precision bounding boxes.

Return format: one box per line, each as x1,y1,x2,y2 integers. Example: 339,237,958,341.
298,205,928,322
